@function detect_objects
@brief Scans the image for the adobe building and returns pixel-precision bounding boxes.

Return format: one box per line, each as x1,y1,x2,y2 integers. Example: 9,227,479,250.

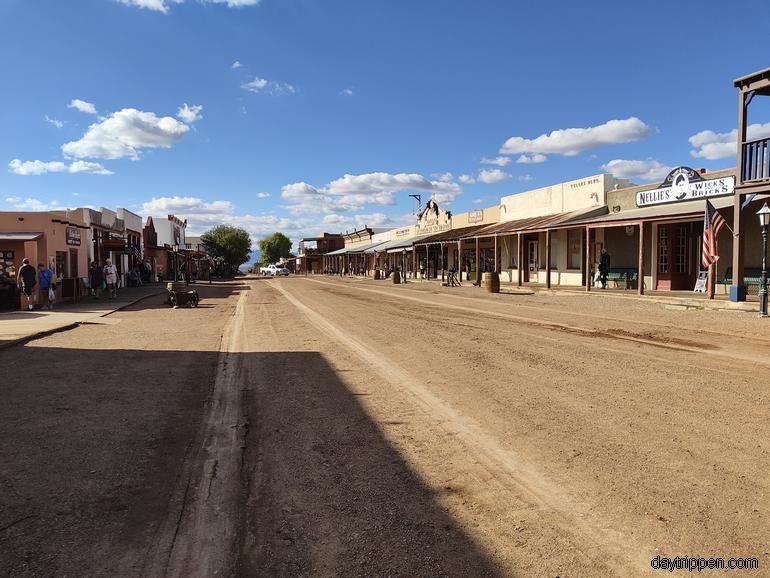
0,210,89,309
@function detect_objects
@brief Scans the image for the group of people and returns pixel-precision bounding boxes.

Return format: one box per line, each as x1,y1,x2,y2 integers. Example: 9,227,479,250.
87,259,119,300
16,259,57,311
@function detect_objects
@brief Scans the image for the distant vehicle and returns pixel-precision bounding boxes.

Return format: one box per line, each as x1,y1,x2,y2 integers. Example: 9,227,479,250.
259,264,290,276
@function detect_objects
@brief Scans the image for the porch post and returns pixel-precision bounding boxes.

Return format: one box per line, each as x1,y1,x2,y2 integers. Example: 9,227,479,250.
494,235,498,273
585,225,591,292
638,221,645,296
545,229,552,289
517,232,523,286
475,236,480,286
732,89,748,301
457,240,462,280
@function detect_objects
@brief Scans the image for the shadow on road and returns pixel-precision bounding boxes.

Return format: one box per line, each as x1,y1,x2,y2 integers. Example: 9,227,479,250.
242,351,506,577
0,345,504,577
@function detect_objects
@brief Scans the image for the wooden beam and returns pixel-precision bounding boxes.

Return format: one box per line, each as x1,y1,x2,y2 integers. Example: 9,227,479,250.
637,221,645,295
517,232,523,286
585,225,591,292
494,235,498,273
545,229,551,289
475,236,480,287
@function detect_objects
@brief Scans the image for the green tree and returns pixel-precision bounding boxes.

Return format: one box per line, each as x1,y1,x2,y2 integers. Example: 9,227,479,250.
201,225,252,269
258,232,293,265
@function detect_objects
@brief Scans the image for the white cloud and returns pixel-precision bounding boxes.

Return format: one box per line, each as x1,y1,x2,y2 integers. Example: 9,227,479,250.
472,198,483,204
45,115,63,129
689,122,770,160
281,171,462,216
117,0,258,13
141,196,233,215
177,103,203,123
480,156,511,167
231,61,243,69
241,76,297,96
5,196,68,211
8,159,113,176
354,212,395,228
500,117,650,157
202,0,260,6
477,168,512,184
458,174,475,184
518,174,535,182
600,159,672,181
68,99,97,115
340,88,354,96
515,153,547,164
62,108,190,160
256,192,271,198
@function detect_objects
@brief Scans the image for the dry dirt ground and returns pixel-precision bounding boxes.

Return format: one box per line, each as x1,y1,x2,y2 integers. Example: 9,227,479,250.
2,276,770,577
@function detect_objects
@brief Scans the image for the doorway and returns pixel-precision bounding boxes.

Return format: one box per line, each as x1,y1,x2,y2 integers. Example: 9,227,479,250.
526,240,538,282
656,223,695,290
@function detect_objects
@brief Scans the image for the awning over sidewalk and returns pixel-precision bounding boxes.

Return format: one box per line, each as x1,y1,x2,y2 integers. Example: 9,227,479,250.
413,224,490,244
324,246,348,256
565,196,740,228
462,206,608,238
0,232,43,241
325,240,387,255
371,235,430,253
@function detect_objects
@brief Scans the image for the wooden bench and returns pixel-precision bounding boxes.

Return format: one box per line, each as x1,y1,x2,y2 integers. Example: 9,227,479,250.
605,267,639,289
721,267,764,294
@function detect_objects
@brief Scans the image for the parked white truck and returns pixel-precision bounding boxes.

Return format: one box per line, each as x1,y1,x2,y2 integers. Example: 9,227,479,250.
259,264,290,276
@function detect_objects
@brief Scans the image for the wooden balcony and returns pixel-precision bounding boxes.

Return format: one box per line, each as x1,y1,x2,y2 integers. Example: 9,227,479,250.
741,137,770,183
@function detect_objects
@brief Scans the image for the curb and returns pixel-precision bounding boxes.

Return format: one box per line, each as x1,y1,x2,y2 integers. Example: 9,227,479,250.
0,289,165,351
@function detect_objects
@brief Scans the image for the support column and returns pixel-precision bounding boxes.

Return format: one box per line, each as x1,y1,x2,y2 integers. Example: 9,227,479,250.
732,89,748,301
638,221,645,295
457,240,462,280
545,229,551,289
517,233,523,286
585,226,591,292
475,237,480,286
494,235,498,273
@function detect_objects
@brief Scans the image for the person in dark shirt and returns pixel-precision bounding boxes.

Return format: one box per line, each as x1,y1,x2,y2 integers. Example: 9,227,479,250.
598,248,611,289
17,258,37,310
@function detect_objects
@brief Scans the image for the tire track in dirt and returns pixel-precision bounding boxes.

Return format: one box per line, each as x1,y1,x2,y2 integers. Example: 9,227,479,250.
305,278,770,369
143,285,250,578
272,280,651,576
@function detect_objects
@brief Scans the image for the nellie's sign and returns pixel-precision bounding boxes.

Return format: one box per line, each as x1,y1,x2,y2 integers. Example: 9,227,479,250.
636,167,734,208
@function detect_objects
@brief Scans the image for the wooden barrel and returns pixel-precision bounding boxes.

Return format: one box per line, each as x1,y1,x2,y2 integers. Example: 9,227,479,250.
482,272,500,293
392,271,401,284
374,269,381,280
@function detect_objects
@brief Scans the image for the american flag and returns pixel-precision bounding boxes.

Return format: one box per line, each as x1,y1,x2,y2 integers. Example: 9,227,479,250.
701,200,726,269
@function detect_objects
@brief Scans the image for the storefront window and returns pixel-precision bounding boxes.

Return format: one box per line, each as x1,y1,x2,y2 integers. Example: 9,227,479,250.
55,251,67,278
567,229,581,269
658,227,669,274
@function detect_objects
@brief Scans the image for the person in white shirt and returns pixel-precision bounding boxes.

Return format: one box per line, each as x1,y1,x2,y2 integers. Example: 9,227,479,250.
103,259,118,299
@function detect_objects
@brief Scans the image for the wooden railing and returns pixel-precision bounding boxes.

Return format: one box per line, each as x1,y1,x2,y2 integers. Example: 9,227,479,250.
742,137,770,182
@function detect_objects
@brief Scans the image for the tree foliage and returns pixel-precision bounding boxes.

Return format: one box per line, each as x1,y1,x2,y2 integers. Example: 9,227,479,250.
201,225,252,268
258,232,293,265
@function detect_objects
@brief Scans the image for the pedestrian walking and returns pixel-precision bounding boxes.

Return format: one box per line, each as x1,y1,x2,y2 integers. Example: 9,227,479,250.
104,259,118,299
37,263,55,310
90,261,103,299
598,248,610,289
17,258,37,311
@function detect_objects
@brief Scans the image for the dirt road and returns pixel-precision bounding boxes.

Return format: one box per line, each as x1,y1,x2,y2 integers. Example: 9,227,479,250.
2,276,769,576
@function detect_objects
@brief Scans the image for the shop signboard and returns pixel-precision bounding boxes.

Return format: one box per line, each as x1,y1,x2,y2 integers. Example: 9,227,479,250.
66,226,81,246
636,167,734,208
468,209,484,224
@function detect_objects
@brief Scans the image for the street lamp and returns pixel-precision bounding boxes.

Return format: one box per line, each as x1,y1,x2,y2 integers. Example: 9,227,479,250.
757,203,770,318
173,242,179,283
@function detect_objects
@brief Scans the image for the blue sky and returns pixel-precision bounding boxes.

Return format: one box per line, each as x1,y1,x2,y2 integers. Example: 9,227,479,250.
2,0,770,244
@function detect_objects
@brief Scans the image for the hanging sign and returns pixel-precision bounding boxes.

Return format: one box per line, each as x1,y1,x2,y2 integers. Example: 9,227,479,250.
468,209,484,223
636,167,734,208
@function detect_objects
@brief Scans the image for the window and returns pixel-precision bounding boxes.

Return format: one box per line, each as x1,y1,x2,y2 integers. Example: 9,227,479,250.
55,251,67,278
658,227,669,274
567,229,582,269
675,226,687,274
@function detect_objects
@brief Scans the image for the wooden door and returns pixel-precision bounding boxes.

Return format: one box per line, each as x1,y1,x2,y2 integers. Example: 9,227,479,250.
526,240,538,283
656,224,694,291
